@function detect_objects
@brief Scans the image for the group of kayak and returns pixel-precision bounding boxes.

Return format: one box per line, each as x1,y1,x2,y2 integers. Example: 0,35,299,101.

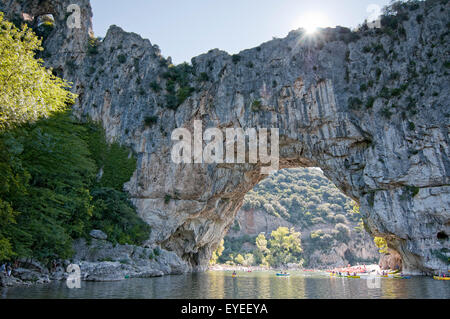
329,269,411,279
231,271,291,278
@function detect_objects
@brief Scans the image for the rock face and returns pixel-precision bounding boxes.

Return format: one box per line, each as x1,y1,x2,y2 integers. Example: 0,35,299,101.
379,248,403,271
1,0,449,274
72,238,189,281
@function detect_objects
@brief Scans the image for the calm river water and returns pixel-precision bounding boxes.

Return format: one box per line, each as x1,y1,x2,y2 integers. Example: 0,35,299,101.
1,271,449,299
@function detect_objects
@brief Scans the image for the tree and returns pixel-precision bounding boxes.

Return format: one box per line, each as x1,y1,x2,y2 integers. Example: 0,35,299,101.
0,13,76,130
242,253,255,267
235,254,245,265
210,239,224,266
374,237,389,254
256,233,269,254
334,223,351,241
267,227,303,268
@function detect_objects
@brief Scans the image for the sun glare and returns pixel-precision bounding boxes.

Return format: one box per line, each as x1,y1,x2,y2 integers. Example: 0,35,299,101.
296,12,330,35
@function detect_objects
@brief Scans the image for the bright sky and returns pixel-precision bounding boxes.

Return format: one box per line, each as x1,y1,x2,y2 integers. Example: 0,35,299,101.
91,0,392,64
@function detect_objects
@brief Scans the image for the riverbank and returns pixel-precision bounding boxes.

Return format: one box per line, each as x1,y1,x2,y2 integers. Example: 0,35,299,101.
1,230,189,288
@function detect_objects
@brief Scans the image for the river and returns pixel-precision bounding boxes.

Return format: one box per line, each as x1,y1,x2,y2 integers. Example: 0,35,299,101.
1,271,449,299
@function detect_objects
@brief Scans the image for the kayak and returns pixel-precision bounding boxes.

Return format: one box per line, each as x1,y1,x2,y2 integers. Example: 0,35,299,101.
393,275,411,279
346,275,360,278
433,276,450,281
276,273,290,277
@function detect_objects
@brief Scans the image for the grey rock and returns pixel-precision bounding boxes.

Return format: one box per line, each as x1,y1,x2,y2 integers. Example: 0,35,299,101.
89,229,108,240
0,274,28,287
71,238,188,281
13,268,50,284
1,0,449,275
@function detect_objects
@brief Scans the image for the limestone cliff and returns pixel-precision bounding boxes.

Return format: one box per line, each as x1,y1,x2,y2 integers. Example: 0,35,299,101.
1,0,448,274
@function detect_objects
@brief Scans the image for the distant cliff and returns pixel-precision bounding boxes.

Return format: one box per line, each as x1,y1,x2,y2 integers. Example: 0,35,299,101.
224,168,380,268
1,0,448,274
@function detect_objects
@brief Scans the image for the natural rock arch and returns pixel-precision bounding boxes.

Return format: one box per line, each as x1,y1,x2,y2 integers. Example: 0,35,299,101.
2,0,448,274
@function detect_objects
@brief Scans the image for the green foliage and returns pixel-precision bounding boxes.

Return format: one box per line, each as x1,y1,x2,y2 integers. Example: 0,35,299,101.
0,13,76,131
210,239,224,265
162,63,195,109
144,116,158,127
82,122,136,191
198,72,209,82
366,96,376,109
251,100,262,112
149,81,162,93
90,188,150,245
242,168,360,227
0,112,147,261
348,97,363,110
87,36,100,55
400,185,420,200
374,237,389,254
117,54,126,64
0,112,96,261
263,227,303,268
232,54,241,64
176,86,195,105
380,107,393,119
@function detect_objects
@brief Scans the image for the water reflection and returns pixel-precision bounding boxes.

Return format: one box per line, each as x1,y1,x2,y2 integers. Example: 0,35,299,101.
1,271,449,299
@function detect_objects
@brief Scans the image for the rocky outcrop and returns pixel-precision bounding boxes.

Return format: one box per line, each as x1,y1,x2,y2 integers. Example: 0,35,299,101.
379,248,403,271
1,232,188,286
72,237,189,281
1,0,449,274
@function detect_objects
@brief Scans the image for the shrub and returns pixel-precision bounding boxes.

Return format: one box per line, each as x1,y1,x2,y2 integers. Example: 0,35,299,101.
390,88,402,97
251,100,262,112
232,54,241,64
360,84,368,92
144,116,158,127
380,107,393,119
348,97,363,110
379,87,390,99
176,86,195,105
198,72,209,82
150,81,162,93
117,54,126,64
87,37,100,55
366,96,375,109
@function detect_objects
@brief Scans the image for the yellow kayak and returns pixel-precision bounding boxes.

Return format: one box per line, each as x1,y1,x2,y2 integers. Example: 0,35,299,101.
433,276,450,281
346,275,360,278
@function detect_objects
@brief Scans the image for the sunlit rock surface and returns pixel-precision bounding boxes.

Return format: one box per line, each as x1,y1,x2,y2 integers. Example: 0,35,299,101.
1,0,448,274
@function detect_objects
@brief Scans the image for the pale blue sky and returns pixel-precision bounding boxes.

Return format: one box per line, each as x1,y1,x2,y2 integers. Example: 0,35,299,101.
91,0,392,64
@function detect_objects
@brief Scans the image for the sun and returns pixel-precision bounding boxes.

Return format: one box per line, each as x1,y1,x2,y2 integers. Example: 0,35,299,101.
296,12,330,35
